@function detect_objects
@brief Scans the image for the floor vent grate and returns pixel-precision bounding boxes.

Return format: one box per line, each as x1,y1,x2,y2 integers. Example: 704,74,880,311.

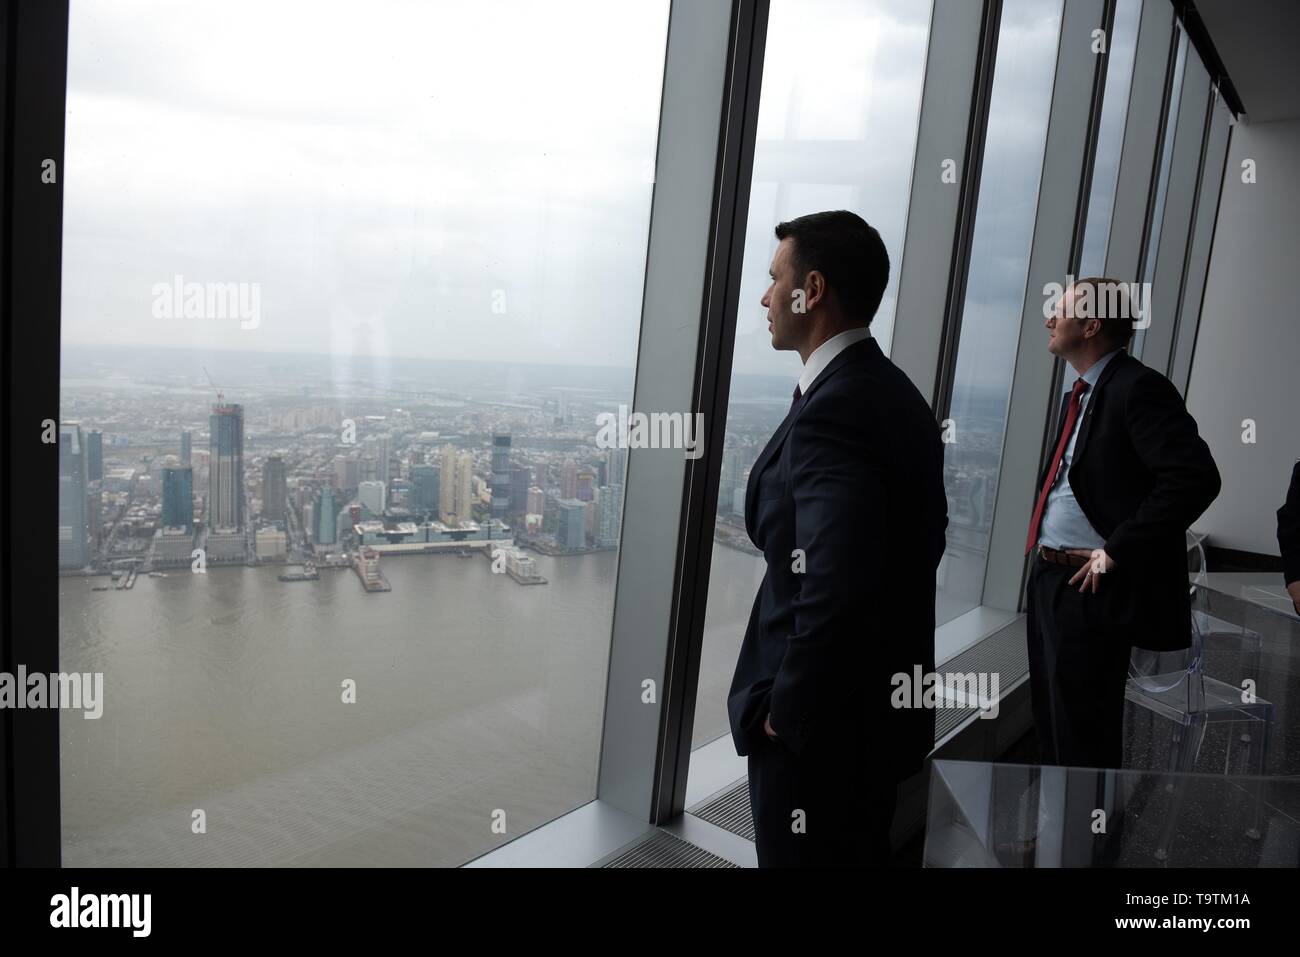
687,780,754,843
600,829,739,868
935,617,1028,739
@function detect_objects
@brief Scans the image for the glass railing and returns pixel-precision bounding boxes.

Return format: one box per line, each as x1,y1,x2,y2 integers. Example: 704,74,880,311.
925,760,1300,867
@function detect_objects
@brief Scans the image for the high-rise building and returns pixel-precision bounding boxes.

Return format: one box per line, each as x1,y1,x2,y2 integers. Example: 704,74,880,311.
315,484,337,546
510,466,531,519
597,483,623,547
87,490,102,551
359,480,386,517
720,447,744,517
576,468,596,502
359,455,378,484
438,446,455,520
86,429,103,482
557,498,586,550
180,429,192,467
410,465,440,513
335,455,360,494
605,447,627,489
561,460,578,499
439,445,474,526
491,433,511,524
161,465,194,532
208,403,245,531
262,455,287,523
377,434,391,487
58,423,89,569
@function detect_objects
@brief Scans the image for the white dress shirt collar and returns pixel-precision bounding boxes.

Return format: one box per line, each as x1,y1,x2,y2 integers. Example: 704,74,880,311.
798,325,872,397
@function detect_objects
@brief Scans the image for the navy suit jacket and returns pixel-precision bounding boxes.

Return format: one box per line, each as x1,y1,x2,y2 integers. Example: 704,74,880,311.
1279,461,1300,586
727,335,947,781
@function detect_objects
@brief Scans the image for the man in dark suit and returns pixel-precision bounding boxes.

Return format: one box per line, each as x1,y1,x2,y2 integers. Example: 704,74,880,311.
1279,462,1300,614
727,210,948,867
1025,277,1220,770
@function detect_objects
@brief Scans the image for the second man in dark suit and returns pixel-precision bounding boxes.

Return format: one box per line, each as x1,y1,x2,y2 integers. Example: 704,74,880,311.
1025,277,1221,770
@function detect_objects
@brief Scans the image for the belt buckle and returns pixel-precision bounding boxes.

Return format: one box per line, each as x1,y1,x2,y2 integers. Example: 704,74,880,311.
1040,545,1072,567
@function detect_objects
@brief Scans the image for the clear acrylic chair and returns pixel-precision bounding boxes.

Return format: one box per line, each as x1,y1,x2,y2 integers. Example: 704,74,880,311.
1124,534,1274,859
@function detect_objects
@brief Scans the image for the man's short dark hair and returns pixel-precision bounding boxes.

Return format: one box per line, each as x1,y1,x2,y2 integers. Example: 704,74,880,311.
1070,276,1135,350
774,210,889,325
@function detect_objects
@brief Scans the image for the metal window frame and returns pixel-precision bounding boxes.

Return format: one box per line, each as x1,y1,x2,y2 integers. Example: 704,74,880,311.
1170,91,1232,397
3,0,769,865
597,0,769,825
1076,0,1142,277
977,0,1111,613
665,0,992,826
1136,35,1210,375
1,0,69,867
893,0,1000,407
1104,0,1176,281
1039,0,1120,500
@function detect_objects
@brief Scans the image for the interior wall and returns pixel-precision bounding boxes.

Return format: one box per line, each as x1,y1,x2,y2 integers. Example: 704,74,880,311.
1185,116,1300,556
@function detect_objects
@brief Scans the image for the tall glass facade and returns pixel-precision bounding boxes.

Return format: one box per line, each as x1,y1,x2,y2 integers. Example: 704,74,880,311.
691,0,933,750
938,0,1064,622
29,0,1237,868
58,0,670,866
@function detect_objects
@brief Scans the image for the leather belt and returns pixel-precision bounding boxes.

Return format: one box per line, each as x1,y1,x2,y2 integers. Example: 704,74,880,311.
1036,545,1090,569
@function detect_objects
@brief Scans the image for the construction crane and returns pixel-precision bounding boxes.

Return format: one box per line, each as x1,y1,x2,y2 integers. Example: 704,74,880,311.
203,365,224,406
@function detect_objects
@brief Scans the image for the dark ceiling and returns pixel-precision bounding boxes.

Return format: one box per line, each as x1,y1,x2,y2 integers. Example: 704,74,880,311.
1194,0,1300,122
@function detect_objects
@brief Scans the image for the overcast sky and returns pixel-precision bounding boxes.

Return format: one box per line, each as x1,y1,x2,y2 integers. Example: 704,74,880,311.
62,0,1063,386
62,0,668,370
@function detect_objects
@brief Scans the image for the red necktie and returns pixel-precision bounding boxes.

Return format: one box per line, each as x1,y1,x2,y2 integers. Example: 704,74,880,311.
1025,378,1088,555
790,384,802,412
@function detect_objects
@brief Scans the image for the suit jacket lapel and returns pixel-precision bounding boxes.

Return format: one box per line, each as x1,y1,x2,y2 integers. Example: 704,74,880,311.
1073,350,1127,466
745,403,798,536
744,336,877,536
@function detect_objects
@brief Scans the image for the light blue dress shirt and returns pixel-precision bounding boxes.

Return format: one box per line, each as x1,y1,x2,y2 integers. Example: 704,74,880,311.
1037,348,1123,550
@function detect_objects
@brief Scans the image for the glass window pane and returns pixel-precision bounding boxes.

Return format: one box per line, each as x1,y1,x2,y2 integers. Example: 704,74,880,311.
939,0,1063,622
58,0,669,865
1133,28,1188,358
1077,0,1142,278
692,0,933,751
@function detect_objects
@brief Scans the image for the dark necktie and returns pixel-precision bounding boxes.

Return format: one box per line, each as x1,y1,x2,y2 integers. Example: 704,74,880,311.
1024,378,1088,555
790,384,802,413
